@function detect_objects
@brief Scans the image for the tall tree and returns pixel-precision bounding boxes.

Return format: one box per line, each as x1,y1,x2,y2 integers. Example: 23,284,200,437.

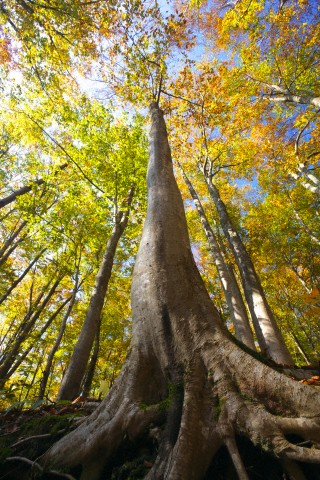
179,163,255,350
39,102,320,480
57,187,135,401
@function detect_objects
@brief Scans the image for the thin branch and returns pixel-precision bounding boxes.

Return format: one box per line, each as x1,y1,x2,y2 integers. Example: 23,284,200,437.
21,111,105,194
295,118,313,156
160,89,202,107
11,430,66,448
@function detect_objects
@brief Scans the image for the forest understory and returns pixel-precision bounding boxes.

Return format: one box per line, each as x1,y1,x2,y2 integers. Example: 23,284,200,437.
1,368,320,480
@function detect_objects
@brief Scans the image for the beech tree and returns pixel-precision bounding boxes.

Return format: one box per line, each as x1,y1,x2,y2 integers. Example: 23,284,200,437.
35,101,320,479
1,0,319,478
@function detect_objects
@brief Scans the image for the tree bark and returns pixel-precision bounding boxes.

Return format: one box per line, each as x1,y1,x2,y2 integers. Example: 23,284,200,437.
267,88,320,109
202,174,293,365
57,189,135,401
179,164,255,350
39,103,320,480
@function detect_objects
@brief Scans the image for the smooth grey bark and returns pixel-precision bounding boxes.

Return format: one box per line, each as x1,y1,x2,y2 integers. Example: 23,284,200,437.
290,331,311,365
202,173,293,365
290,162,320,195
39,103,320,480
266,86,320,109
57,189,134,401
179,165,255,350
0,163,68,209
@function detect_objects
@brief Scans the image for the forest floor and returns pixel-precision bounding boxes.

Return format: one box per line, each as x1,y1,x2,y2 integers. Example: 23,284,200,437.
0,369,319,480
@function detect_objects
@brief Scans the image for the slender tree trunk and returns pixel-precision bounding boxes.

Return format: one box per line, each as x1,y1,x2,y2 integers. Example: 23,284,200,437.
6,294,72,380
0,276,62,382
38,279,80,400
57,189,134,401
0,220,27,258
290,331,311,364
179,165,255,350
202,174,293,365
81,324,101,398
39,103,320,480
0,248,47,305
0,235,26,267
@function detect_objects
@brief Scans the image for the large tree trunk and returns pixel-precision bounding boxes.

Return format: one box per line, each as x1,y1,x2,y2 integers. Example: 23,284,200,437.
39,103,320,480
179,164,255,350
202,174,293,365
57,190,134,401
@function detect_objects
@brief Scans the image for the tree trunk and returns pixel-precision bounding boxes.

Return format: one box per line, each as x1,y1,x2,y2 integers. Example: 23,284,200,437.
81,324,101,398
57,190,134,401
39,103,320,480
0,235,26,267
0,275,62,382
202,175,293,365
179,165,255,350
0,220,27,258
6,294,72,381
38,278,80,400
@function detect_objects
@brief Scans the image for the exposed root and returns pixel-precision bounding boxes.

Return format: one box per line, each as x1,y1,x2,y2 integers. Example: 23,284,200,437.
159,360,220,479
283,443,320,463
276,416,320,438
223,434,249,480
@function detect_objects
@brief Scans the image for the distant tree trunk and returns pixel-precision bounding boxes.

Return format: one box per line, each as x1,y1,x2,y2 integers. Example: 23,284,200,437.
6,294,72,381
202,173,293,365
40,103,320,480
0,248,47,305
0,275,62,383
179,165,255,350
81,324,101,398
38,277,80,400
0,235,26,267
290,332,311,364
0,220,27,257
57,189,135,401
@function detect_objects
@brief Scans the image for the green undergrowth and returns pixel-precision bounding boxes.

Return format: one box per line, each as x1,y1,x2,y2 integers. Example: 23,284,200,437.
0,403,88,479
